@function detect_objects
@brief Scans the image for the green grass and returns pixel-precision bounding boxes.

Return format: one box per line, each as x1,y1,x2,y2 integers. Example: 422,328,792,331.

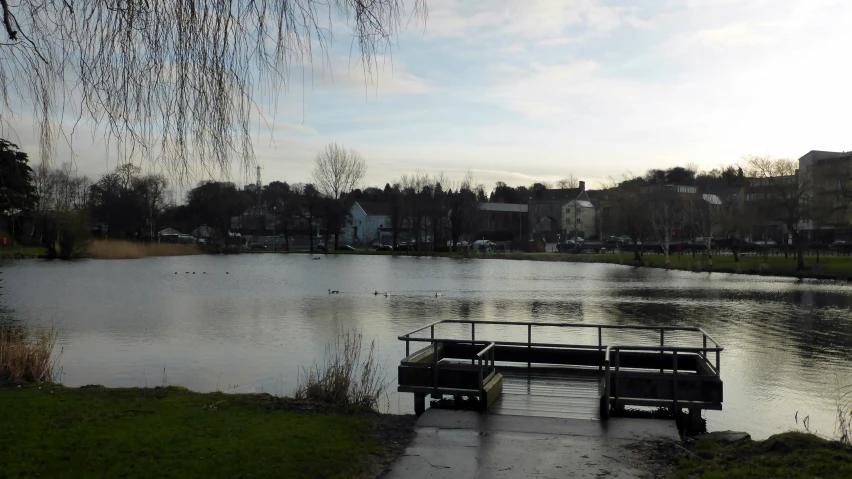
0,246,48,258
312,249,852,279
518,252,852,278
0,385,382,479
677,432,852,478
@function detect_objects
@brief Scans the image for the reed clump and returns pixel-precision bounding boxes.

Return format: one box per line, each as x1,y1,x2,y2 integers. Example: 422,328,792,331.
0,326,58,383
88,240,201,259
294,330,387,411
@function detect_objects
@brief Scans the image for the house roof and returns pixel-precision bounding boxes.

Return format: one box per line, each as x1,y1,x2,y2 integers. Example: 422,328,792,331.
354,201,392,217
565,199,594,208
158,227,182,236
532,187,583,201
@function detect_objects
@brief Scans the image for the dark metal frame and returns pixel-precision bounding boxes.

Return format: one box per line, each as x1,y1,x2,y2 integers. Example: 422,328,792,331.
398,319,723,416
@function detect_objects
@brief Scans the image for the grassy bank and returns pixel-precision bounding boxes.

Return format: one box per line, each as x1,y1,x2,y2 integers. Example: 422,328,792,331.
0,246,48,259
496,252,852,279
312,249,852,279
88,239,202,259
668,432,852,478
0,385,408,479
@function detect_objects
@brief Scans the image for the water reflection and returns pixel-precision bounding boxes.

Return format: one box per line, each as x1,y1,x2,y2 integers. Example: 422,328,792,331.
2,255,852,439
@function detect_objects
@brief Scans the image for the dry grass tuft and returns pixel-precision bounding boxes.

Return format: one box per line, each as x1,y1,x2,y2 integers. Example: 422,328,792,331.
838,380,852,445
0,326,59,383
294,330,387,411
88,240,201,259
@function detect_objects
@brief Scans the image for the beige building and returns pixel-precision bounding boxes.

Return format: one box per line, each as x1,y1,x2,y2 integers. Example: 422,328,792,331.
561,199,596,238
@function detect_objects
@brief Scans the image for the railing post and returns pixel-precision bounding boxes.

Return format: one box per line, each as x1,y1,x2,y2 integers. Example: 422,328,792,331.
471,323,476,365
406,338,409,357
598,327,603,371
527,324,532,368
478,356,484,390
673,350,679,411
603,354,611,420
660,329,665,374
703,334,707,360
716,349,721,375
433,341,439,389
430,325,434,339
614,349,620,410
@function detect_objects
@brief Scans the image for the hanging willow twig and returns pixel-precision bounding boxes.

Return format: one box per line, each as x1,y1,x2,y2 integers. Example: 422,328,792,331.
0,0,426,181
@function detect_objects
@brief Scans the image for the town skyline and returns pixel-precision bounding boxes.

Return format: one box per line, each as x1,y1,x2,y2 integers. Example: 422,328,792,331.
4,0,852,190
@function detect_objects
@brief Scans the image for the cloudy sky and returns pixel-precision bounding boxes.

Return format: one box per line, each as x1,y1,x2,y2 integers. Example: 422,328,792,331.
7,0,852,192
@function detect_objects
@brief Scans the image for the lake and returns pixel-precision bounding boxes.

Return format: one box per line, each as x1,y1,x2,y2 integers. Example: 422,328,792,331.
2,254,851,439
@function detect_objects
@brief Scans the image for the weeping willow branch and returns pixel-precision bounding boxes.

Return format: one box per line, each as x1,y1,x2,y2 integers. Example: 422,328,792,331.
0,0,426,181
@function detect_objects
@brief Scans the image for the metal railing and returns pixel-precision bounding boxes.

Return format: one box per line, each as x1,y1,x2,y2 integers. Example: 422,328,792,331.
400,319,722,374
400,338,497,396
400,319,723,412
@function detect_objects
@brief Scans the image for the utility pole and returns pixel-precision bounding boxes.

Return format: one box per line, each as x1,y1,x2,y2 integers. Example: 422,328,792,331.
256,165,262,212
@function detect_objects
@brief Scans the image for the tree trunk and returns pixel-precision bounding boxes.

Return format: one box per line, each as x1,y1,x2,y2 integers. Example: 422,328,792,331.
796,236,805,272
308,219,314,253
732,246,739,262
432,215,439,251
633,241,641,261
706,240,713,267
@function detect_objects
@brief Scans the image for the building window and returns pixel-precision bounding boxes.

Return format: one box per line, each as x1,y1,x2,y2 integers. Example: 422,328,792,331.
566,208,571,214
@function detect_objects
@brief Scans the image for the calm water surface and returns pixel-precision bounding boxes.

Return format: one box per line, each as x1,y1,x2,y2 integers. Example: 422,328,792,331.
3,254,852,439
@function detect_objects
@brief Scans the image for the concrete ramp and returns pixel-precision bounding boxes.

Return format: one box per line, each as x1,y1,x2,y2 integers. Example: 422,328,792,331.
488,372,602,420
382,410,679,479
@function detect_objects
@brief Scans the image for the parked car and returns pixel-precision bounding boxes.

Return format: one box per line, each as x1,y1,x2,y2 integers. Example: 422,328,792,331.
691,237,713,245
472,240,495,252
604,235,624,245
337,244,356,251
570,237,585,244
557,240,576,252
830,240,850,251
619,235,634,244
250,243,267,250
375,244,393,251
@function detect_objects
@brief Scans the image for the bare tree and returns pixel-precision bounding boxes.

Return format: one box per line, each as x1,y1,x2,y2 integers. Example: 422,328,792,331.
0,1,425,174
647,189,679,265
690,191,724,266
556,175,579,189
312,143,366,249
744,156,810,271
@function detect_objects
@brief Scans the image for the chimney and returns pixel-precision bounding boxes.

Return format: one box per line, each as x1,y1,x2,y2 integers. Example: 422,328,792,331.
579,180,585,192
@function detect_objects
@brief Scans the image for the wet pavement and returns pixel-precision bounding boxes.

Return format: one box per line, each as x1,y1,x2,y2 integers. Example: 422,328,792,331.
383,409,679,479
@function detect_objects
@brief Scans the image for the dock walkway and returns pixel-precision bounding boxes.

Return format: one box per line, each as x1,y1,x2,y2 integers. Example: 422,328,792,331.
489,371,601,420
383,409,679,479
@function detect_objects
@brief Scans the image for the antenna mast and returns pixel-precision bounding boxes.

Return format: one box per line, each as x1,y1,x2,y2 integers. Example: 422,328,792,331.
256,165,263,212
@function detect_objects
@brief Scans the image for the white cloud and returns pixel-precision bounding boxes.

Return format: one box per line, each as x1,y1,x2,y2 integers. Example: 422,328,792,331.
691,23,776,48
308,55,435,95
422,0,634,39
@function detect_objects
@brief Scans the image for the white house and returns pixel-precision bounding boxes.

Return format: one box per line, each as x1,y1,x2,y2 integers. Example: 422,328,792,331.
345,201,392,245
561,187,596,238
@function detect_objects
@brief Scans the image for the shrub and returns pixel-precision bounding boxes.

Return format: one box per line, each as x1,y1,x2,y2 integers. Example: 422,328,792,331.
88,240,201,259
294,330,387,411
0,326,59,383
